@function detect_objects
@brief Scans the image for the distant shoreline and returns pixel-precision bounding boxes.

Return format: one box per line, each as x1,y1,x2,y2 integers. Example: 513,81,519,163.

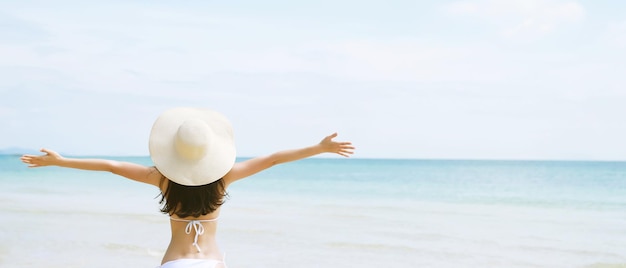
1,153,625,163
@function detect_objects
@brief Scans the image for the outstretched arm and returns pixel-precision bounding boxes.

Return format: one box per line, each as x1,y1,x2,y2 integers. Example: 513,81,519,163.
20,149,161,187
223,133,354,186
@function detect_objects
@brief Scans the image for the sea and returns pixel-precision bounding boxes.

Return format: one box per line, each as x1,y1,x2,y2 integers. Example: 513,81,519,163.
0,155,625,268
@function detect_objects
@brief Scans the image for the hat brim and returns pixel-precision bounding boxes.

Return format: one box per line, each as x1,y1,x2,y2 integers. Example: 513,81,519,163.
149,108,236,186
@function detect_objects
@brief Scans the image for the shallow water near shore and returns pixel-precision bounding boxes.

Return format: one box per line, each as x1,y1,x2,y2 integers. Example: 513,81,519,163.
1,155,625,267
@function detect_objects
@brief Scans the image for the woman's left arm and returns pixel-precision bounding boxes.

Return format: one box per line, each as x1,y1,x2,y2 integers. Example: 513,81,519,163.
21,148,161,187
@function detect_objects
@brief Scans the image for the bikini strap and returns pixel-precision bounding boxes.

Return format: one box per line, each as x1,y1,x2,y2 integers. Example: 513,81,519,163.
170,217,219,222
170,217,219,252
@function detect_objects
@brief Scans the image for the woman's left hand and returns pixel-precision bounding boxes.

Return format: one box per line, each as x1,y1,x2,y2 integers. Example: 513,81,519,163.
20,148,63,167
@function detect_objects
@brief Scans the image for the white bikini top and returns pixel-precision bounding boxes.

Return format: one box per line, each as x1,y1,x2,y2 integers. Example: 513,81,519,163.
170,217,219,253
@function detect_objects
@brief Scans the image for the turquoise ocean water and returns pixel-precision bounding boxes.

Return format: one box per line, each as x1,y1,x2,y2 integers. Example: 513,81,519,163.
1,155,625,268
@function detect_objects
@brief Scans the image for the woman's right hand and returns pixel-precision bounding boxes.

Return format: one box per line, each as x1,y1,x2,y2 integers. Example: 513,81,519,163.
20,148,63,167
319,133,355,157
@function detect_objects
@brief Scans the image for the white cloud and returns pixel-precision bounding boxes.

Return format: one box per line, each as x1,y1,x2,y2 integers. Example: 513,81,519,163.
606,20,626,48
0,106,17,117
444,0,585,40
208,40,468,82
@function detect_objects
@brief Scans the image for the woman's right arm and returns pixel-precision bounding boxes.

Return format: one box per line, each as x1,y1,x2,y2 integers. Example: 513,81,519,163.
222,133,354,186
21,149,161,187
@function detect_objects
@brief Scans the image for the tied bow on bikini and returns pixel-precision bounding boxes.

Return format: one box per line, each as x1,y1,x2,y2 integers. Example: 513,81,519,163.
185,220,205,252
170,217,219,253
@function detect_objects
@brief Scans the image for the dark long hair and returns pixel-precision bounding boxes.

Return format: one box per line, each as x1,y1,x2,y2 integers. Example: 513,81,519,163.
158,175,228,218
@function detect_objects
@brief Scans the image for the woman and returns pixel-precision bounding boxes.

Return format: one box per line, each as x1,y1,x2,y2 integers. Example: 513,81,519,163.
20,107,355,268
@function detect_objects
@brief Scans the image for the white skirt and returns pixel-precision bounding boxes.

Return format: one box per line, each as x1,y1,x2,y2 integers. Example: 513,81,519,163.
159,258,226,268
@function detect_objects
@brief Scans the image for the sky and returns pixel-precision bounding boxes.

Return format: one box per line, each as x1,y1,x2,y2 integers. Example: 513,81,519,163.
1,0,625,160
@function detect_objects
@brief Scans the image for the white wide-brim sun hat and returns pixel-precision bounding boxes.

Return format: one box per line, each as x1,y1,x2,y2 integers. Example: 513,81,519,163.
149,107,236,186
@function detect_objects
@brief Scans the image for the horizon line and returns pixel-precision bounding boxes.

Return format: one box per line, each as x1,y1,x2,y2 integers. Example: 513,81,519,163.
3,152,626,163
